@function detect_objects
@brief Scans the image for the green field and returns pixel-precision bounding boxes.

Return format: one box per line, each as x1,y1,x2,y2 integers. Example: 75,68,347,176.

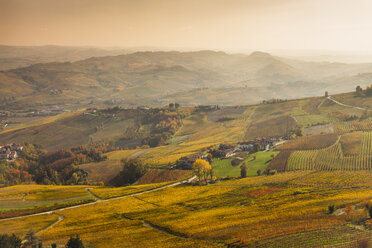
212,151,278,178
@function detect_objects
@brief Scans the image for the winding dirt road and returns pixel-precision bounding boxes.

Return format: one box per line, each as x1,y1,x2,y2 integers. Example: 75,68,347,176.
327,96,368,111
0,176,197,222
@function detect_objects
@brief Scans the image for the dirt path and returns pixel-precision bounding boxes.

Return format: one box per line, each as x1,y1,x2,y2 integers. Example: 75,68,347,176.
327,96,368,111
21,213,65,243
0,176,197,222
141,220,189,238
37,213,64,234
128,148,151,160
86,188,102,202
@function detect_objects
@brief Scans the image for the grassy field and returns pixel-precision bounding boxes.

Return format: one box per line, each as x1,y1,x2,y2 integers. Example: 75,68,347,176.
2,171,372,247
212,151,278,178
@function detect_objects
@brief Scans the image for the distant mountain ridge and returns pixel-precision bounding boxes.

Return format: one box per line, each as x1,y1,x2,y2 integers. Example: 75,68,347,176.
0,45,131,71
1,50,372,109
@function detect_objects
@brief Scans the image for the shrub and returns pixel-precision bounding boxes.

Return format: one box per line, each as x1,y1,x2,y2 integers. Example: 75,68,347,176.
328,205,335,214
66,235,84,248
231,158,243,167
240,164,247,178
264,169,277,175
356,239,369,248
0,234,22,248
368,206,372,218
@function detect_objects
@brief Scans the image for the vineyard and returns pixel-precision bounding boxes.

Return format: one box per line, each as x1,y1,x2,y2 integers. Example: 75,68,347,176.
266,150,292,172
334,119,372,133
245,115,297,140
286,132,372,171
277,133,338,151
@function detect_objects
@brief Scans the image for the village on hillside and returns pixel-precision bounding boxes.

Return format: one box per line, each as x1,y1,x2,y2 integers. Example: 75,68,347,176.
0,143,23,161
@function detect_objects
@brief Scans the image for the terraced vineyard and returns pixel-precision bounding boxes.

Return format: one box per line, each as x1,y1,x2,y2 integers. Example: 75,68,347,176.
334,119,372,133
287,132,372,171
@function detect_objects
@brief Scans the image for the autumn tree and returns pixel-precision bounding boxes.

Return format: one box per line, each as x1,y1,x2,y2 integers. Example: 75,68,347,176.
192,159,212,185
23,229,39,248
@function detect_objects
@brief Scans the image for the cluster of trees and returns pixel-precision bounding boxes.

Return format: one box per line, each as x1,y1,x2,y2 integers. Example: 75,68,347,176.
356,85,372,97
0,233,21,248
194,105,220,113
168,103,180,109
0,143,107,186
0,231,84,248
209,144,235,158
142,108,187,148
262,99,288,104
109,159,148,186
102,106,189,149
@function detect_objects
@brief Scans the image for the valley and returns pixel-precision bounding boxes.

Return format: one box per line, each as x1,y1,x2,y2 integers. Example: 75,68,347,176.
1,84,372,247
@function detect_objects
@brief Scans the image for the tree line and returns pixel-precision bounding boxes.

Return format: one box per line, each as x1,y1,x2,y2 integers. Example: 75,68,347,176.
0,230,84,248
0,143,107,186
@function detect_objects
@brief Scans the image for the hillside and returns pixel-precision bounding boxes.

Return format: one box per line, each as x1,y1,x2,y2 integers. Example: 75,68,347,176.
2,88,372,184
2,171,372,247
0,106,190,151
2,50,372,111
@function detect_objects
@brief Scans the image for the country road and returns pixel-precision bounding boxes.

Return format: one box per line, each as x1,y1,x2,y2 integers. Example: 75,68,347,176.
0,176,197,222
327,96,368,111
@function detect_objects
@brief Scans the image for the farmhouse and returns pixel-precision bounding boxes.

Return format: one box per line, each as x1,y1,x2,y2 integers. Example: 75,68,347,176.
254,137,282,151
237,142,255,151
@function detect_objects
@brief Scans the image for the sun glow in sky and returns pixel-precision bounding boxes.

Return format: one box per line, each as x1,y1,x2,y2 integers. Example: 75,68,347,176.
2,0,372,51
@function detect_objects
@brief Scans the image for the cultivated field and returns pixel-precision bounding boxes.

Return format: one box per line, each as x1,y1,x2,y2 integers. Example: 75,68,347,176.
0,185,95,218
2,171,372,247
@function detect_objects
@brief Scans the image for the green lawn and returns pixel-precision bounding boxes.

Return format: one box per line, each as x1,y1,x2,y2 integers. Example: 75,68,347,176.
212,150,279,178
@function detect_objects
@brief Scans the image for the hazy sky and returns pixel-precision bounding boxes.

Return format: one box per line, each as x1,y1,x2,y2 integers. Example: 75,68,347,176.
2,0,372,52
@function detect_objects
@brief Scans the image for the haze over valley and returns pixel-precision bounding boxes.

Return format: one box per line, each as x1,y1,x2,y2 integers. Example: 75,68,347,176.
3,1,372,248
3,48,372,110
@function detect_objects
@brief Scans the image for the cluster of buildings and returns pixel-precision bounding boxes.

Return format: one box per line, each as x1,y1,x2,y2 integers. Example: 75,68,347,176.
237,137,282,153
49,88,63,95
0,143,23,161
175,136,283,170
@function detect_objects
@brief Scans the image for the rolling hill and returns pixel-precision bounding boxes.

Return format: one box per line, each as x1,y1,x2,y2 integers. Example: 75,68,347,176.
2,50,372,110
